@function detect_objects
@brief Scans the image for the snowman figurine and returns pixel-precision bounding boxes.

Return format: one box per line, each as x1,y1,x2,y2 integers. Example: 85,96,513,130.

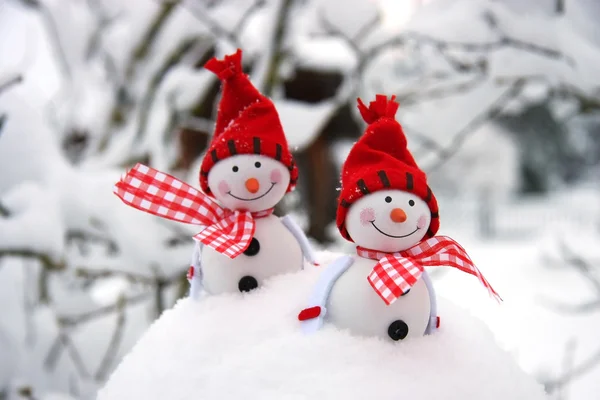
298,95,500,341
114,49,317,298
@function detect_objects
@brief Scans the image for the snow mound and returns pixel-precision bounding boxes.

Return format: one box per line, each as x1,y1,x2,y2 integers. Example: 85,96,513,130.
98,264,547,400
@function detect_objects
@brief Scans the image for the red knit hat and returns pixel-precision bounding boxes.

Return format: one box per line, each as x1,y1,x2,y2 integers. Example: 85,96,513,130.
199,49,298,195
336,95,440,242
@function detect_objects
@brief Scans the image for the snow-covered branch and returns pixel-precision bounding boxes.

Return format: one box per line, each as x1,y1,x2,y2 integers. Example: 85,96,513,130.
426,78,528,172
16,0,72,79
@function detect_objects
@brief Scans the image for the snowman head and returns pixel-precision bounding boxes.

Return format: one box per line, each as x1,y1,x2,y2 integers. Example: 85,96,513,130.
336,95,440,248
199,49,298,210
207,154,290,212
345,189,431,252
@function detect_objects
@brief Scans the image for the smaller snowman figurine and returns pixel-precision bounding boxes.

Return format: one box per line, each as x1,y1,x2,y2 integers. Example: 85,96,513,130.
114,49,317,298
298,95,500,341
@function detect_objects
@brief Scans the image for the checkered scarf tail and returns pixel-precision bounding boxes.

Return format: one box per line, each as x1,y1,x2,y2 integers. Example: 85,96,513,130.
358,236,502,305
113,163,271,259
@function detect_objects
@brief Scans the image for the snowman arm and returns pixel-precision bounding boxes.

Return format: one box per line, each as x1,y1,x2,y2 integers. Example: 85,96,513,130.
188,241,204,300
298,255,354,334
281,215,319,265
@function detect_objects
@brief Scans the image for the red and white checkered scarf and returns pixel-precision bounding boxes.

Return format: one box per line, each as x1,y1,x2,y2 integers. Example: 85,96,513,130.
113,163,273,259
357,236,501,305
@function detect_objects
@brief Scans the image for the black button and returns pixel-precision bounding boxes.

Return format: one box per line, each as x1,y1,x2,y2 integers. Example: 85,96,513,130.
388,320,409,341
243,238,260,256
238,276,258,292
401,289,411,296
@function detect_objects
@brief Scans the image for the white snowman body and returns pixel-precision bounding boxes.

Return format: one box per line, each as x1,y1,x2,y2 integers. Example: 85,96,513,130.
327,256,433,340
194,153,305,294
200,214,303,294
324,188,437,341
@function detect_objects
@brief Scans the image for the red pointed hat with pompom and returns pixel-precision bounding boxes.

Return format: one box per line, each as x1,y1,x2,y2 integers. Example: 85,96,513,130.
199,49,298,195
336,95,440,241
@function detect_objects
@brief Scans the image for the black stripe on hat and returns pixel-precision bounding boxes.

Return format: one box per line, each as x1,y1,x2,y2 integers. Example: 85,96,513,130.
425,186,432,203
340,199,351,208
378,170,391,188
288,160,295,172
357,179,370,195
252,137,260,154
405,173,414,191
211,149,219,163
338,221,350,238
275,144,282,161
200,170,209,177
427,228,435,237
431,211,439,219
227,140,237,155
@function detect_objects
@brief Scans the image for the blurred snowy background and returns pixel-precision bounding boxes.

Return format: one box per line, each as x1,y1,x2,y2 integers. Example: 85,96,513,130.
0,0,599,399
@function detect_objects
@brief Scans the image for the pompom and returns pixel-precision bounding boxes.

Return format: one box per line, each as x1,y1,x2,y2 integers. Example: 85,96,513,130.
357,95,400,124
204,48,243,80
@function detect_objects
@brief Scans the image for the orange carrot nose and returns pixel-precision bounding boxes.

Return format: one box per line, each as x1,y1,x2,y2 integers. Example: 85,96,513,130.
245,178,260,194
390,208,407,223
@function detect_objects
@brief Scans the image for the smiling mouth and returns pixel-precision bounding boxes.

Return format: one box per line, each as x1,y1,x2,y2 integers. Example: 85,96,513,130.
369,221,420,238
228,182,276,201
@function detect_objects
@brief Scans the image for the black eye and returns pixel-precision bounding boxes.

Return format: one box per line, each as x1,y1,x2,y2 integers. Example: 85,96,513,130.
408,200,415,207
254,161,261,168
385,196,392,203
232,166,239,172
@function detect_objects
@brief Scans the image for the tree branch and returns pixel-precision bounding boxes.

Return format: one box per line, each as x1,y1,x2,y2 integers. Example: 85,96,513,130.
125,0,179,80
94,296,126,381
397,72,487,106
546,343,600,392
318,11,363,58
539,240,600,314
75,268,156,284
181,0,264,49
0,249,65,271
57,292,150,327
0,74,23,95
362,29,571,74
66,229,119,255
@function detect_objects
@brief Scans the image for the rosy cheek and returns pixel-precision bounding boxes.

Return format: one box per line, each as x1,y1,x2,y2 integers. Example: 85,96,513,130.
359,208,375,225
270,168,282,183
217,180,231,196
417,215,428,229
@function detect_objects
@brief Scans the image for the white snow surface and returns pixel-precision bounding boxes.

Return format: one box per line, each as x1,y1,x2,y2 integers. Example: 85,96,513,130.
98,256,547,400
